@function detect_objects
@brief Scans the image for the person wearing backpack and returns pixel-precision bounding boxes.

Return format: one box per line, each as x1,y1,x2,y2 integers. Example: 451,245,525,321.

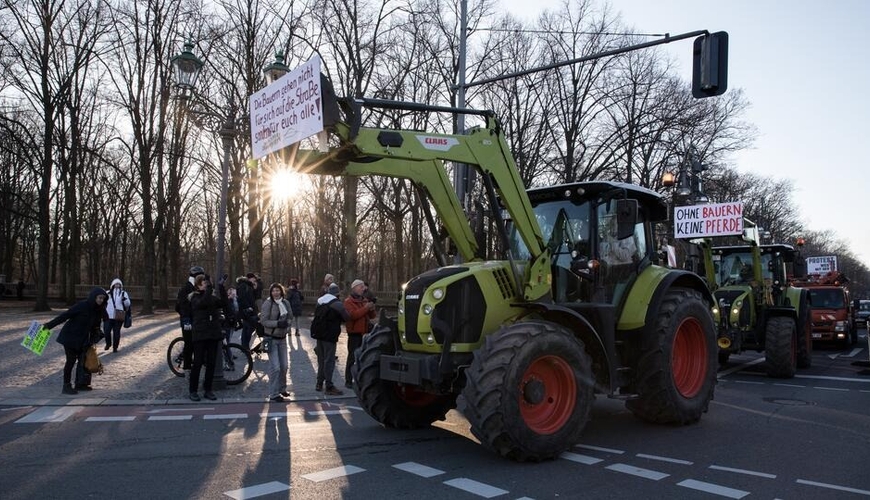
259,283,292,402
311,283,349,395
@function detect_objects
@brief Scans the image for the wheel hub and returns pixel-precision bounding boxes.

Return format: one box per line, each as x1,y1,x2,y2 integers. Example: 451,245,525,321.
522,378,545,405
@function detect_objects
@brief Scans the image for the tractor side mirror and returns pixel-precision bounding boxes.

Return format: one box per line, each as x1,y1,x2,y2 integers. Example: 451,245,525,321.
692,31,729,98
616,199,638,240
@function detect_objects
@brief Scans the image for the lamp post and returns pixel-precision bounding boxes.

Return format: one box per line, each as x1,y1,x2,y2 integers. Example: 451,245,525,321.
171,41,289,389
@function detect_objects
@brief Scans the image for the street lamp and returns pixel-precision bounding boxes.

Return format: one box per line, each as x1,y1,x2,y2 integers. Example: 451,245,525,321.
170,43,290,283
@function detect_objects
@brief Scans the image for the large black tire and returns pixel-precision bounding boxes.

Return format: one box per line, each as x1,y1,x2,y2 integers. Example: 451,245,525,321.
352,326,457,428
796,292,812,369
626,288,717,424
765,316,797,378
461,320,594,462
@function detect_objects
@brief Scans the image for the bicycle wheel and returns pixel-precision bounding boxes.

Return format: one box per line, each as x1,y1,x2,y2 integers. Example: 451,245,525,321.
222,342,253,385
167,337,185,377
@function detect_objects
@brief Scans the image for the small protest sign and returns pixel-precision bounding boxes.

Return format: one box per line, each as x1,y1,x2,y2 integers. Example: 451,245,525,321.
22,320,51,355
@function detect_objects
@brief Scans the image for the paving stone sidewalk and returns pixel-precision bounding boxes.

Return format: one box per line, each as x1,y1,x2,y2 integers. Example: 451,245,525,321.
0,306,355,406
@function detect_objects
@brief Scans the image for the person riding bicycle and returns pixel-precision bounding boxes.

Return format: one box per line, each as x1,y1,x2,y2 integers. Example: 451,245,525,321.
175,265,205,375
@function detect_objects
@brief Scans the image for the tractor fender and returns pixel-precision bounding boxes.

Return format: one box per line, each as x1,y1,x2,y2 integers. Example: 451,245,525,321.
618,266,715,332
513,302,613,393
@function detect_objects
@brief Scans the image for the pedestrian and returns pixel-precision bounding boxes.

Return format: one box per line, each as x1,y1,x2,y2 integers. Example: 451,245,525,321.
187,274,224,401
175,266,205,374
103,278,131,353
236,273,259,352
343,279,376,388
16,279,25,300
43,287,108,394
222,282,240,344
286,278,304,336
259,283,292,402
320,273,335,295
313,283,349,395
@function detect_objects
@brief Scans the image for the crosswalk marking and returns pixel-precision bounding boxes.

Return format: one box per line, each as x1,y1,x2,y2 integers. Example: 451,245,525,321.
443,478,508,498
560,452,603,465
709,464,776,479
302,465,365,482
15,406,83,423
677,479,750,499
224,481,290,499
307,409,350,416
85,416,136,422
203,413,248,420
606,463,669,481
393,462,445,478
148,415,193,421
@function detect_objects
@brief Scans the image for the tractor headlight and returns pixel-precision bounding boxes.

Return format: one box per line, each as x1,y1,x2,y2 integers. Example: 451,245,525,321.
432,287,444,300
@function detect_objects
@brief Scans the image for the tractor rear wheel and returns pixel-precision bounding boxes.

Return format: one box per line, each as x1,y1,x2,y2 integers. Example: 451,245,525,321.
353,326,457,428
462,320,594,462
765,316,797,378
627,288,717,424
796,291,812,369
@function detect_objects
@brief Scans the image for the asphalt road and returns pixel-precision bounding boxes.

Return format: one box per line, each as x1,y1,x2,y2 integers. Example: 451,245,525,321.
1,308,868,499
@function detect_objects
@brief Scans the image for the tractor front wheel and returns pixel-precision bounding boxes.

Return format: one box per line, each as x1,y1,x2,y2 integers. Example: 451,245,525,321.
353,326,457,428
627,287,717,424
765,316,797,378
462,320,594,462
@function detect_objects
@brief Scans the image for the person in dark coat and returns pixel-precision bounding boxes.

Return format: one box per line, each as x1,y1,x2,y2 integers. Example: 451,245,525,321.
187,274,225,401
286,278,304,336
175,266,205,373
236,274,258,352
314,283,350,395
43,287,108,394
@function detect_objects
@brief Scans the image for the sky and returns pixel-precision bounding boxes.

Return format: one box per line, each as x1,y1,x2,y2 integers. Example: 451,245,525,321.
501,0,870,266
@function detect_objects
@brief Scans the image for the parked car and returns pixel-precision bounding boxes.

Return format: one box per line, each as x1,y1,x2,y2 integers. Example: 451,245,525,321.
852,299,870,330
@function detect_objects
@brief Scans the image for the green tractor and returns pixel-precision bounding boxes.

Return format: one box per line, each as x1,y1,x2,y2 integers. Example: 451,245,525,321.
292,87,718,461
697,228,812,377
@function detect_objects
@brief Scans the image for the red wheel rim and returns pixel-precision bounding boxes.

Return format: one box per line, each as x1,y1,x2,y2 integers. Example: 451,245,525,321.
394,384,438,407
672,317,708,398
519,355,576,434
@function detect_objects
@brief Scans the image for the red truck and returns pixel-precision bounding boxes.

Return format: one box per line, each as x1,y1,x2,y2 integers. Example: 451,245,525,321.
792,272,856,347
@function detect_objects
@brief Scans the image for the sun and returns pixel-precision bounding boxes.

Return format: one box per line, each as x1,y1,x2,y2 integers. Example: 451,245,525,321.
269,169,304,205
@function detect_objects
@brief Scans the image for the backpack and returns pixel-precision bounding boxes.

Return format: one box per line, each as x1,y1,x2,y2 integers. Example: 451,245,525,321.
310,298,337,340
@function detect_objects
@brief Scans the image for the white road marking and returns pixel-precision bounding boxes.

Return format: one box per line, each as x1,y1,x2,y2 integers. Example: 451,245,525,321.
677,479,750,499
85,416,136,422
560,452,603,465
15,406,83,423
813,386,849,392
148,415,193,421
828,353,840,359
307,409,350,416
734,380,765,385
203,413,248,420
345,405,364,411
302,465,365,482
576,444,624,454
1,406,32,412
393,462,445,478
224,481,290,499
772,383,805,388
709,464,776,478
141,407,214,413
717,357,765,377
259,411,304,418
842,348,863,358
443,478,509,498
636,453,693,465
797,478,870,495
795,374,870,383
605,463,669,481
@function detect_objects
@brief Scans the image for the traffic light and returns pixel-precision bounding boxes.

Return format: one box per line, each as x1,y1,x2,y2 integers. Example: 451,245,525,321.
692,31,729,98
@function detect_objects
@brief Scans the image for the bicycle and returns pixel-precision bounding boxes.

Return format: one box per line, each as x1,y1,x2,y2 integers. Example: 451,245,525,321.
167,336,253,385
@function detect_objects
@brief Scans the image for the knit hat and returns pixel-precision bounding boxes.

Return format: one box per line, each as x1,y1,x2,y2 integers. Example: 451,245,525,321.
351,279,365,290
246,272,257,279
327,283,340,295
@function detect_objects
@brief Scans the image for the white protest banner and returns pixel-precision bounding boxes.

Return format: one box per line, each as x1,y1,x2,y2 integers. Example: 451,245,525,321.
806,255,838,274
674,201,743,239
250,56,324,160
22,320,52,355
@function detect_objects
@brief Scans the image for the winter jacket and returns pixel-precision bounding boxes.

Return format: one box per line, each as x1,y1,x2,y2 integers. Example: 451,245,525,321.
236,278,257,325
287,287,304,317
344,293,375,335
105,278,131,321
259,297,292,338
316,293,350,342
188,287,225,342
175,277,196,321
46,287,108,350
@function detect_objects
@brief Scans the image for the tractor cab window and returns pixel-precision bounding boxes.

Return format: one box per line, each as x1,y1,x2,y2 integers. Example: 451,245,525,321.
596,202,648,305
716,252,753,286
